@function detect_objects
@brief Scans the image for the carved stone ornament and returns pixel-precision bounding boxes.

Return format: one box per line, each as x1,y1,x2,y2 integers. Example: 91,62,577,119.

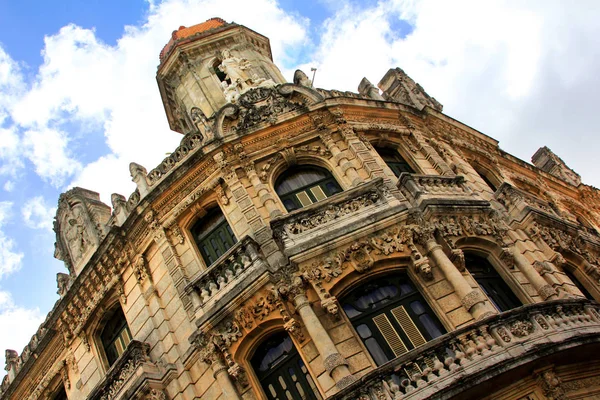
146,130,204,186
509,320,534,338
54,188,111,274
221,86,309,135
461,290,486,311
283,317,305,342
535,368,566,400
284,191,380,235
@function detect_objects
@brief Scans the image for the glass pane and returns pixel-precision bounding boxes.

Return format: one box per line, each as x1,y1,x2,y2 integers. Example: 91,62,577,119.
365,338,390,366
342,304,361,318
310,185,328,201
410,300,426,315
295,191,313,207
356,324,372,339
269,384,277,398
276,168,329,195
355,285,398,309
325,181,341,195
283,198,298,211
419,314,444,339
279,376,287,390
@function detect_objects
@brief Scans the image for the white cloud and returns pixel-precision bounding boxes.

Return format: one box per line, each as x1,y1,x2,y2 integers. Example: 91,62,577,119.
3,181,14,192
0,202,23,279
0,291,44,369
22,197,56,231
21,128,82,187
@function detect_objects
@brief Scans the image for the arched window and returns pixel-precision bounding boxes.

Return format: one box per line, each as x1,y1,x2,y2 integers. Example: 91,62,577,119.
191,208,237,266
564,268,594,300
375,147,414,177
52,386,68,400
475,168,497,192
251,331,321,400
465,253,520,312
275,166,342,212
100,307,132,367
213,59,229,83
341,274,445,366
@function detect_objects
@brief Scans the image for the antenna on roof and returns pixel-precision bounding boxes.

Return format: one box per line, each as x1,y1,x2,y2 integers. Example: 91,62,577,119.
311,67,317,88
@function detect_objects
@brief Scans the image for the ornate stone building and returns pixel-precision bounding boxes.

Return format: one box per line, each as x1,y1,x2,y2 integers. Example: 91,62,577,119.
3,17,600,400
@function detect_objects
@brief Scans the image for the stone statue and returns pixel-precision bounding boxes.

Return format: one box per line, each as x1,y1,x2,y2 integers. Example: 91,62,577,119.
218,50,251,91
293,69,312,87
57,272,72,297
221,80,241,103
358,77,384,100
64,207,89,262
190,107,213,137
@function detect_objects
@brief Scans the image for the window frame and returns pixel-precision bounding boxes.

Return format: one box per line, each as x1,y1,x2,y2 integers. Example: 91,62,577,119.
340,273,446,367
274,165,343,212
190,207,238,268
464,252,522,312
374,146,415,178
99,306,133,368
250,331,322,400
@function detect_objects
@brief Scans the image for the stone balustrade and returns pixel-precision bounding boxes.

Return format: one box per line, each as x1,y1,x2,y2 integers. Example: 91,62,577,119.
271,178,404,256
186,236,266,308
398,173,485,208
87,341,156,400
331,299,600,400
495,182,559,220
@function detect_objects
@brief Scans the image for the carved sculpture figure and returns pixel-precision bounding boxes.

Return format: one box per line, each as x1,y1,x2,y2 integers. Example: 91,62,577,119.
64,207,90,262
218,50,251,91
221,80,241,103
293,69,312,87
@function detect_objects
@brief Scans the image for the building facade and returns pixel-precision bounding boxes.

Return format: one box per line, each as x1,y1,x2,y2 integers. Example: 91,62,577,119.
3,17,600,400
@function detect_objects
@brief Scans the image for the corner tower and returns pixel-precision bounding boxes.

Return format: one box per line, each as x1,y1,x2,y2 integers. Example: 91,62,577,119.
156,17,287,135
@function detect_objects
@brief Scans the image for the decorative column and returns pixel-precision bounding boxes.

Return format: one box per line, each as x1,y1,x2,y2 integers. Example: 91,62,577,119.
503,246,558,301
192,333,242,400
321,131,362,187
280,277,357,390
425,238,497,320
244,163,283,219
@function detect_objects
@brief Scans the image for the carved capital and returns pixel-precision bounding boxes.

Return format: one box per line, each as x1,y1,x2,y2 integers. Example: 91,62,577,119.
461,290,486,311
323,353,348,373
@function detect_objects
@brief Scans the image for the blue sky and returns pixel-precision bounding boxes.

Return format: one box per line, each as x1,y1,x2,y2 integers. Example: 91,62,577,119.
1,0,599,369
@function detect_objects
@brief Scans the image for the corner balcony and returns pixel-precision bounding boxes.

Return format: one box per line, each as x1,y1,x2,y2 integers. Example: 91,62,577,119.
332,299,600,400
398,173,488,210
87,341,170,400
270,178,406,256
185,236,269,324
495,182,560,222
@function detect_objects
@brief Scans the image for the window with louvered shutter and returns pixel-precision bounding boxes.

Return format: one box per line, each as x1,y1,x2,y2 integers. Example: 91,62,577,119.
341,274,445,366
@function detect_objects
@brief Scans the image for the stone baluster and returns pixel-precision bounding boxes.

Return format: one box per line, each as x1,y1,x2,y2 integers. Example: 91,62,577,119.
289,287,357,389
425,238,497,320
321,132,362,187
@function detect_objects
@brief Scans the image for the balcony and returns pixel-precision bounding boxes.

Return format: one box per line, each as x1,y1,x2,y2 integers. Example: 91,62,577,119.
270,178,405,256
87,341,166,400
186,236,269,322
331,299,600,400
495,182,560,223
398,173,488,209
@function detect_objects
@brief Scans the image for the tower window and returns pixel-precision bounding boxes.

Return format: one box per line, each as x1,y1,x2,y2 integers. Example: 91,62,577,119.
465,253,520,312
52,386,68,400
191,208,237,266
341,274,445,366
100,307,132,367
251,331,321,400
475,169,497,192
374,147,414,177
564,268,594,300
275,166,342,212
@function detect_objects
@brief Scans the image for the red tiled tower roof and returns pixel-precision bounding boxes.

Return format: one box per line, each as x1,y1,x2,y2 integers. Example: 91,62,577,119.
159,17,229,62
